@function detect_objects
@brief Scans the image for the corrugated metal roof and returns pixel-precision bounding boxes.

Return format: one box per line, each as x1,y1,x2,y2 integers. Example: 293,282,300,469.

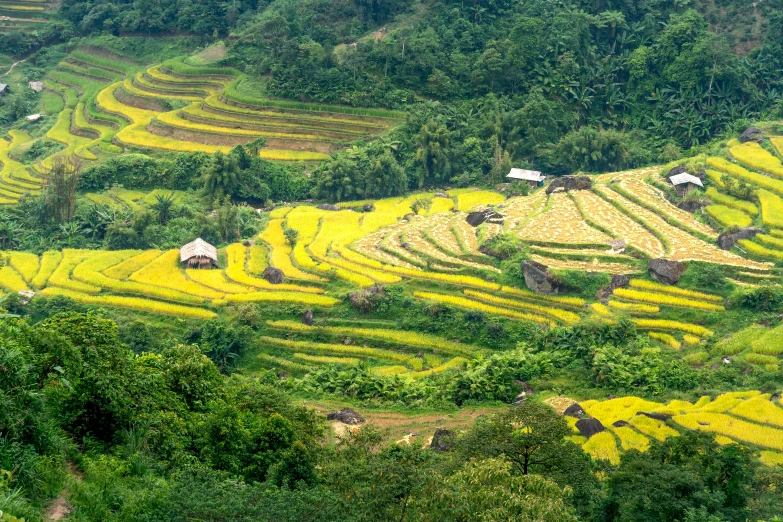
507,168,544,181
669,173,703,187
180,238,218,262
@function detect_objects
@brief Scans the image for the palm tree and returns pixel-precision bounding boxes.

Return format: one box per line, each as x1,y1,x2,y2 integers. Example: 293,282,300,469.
151,193,176,225
201,152,240,200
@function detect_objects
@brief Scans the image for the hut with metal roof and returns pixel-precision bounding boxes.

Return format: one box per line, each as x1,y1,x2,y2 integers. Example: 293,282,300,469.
507,168,545,188
668,173,703,196
180,238,218,268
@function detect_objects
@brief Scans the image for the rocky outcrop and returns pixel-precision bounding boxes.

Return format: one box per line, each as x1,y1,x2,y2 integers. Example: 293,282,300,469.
466,209,505,227
546,175,592,194
563,403,586,418
317,204,341,211
262,266,284,284
521,260,568,294
677,199,710,212
326,408,366,425
302,309,314,326
434,192,449,198
362,204,375,212
637,411,671,421
607,239,626,254
430,429,456,453
575,418,605,438
647,258,687,285
717,227,762,250
596,273,630,302
612,420,630,427
739,126,764,144
348,285,385,312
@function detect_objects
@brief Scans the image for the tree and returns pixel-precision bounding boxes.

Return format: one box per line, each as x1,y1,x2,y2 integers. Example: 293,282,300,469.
312,155,363,202
415,457,578,522
151,192,176,225
603,432,756,522
365,152,406,198
409,197,431,215
414,120,451,187
41,155,81,224
201,152,240,199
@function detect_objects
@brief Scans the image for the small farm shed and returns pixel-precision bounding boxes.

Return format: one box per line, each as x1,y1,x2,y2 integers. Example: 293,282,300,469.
507,168,545,188
669,173,703,196
0,84,7,96
180,238,218,268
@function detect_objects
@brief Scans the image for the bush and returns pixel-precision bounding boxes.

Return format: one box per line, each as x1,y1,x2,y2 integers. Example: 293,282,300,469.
552,270,610,297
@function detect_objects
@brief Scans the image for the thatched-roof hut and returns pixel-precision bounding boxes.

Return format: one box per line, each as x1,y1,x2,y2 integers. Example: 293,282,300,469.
180,238,218,268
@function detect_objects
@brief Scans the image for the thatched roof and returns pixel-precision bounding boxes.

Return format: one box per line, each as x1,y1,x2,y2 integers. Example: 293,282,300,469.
180,238,218,262
669,173,703,188
507,168,544,182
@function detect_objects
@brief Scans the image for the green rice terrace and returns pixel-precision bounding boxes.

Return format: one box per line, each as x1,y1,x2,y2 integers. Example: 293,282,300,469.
0,0,51,33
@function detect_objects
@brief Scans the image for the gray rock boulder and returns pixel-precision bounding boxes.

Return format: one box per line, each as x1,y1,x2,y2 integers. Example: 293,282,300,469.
575,418,605,438
596,273,630,302
326,408,365,425
434,192,449,198
521,260,567,294
466,209,505,227
564,403,586,418
546,175,592,195
317,204,341,211
647,258,687,285
678,199,710,212
262,266,284,284
430,429,456,453
739,126,764,144
302,309,314,325
637,411,671,421
717,227,763,250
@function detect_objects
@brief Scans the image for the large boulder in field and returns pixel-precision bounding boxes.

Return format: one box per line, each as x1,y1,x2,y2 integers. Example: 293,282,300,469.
262,266,284,284
717,227,763,250
326,408,365,425
466,209,505,227
521,260,568,294
647,258,687,285
575,417,605,438
302,309,314,326
430,429,456,453
546,175,592,194
317,204,341,211
678,199,710,212
563,403,586,418
637,411,671,421
739,126,764,144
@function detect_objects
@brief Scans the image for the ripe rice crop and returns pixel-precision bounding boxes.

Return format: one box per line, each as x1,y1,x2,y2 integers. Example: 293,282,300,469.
247,244,267,275
156,110,325,140
759,451,783,467
410,357,468,378
428,196,454,214
7,252,39,282
755,234,783,249
40,287,216,319
751,326,783,355
456,191,506,211
104,250,163,279
414,291,552,325
632,319,713,337
259,336,421,367
704,187,758,215
591,303,611,316
582,396,661,425
186,269,252,294
292,353,359,365
707,157,783,196
223,291,339,306
607,300,659,313
225,243,325,293
729,396,783,428
683,351,710,365
737,240,783,260
730,142,783,178
266,319,478,356
130,250,224,299
31,251,62,288
648,332,681,349
372,366,409,376
258,219,325,282
126,78,202,101
0,266,28,292
48,250,102,294
683,334,701,345
269,207,292,218
614,288,724,311
673,412,783,451
628,280,723,302
612,426,650,452
743,353,778,366
705,170,726,187
629,415,679,441
463,289,581,323
705,205,753,228
500,285,586,307
582,431,620,464
757,189,783,228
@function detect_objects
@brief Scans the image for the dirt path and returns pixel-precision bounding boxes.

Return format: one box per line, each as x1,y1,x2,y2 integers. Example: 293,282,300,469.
1,59,25,77
45,496,71,521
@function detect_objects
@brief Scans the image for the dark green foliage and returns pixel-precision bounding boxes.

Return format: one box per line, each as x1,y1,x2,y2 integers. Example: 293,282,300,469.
733,284,783,312
679,262,735,294
186,318,252,373
602,432,756,522
552,269,612,297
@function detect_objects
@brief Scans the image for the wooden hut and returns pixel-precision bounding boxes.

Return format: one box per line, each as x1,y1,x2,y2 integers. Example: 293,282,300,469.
180,238,218,269
507,168,546,188
668,173,703,196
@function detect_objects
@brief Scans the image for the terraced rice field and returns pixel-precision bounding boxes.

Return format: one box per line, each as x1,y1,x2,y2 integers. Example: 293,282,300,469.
570,392,783,463
0,47,403,204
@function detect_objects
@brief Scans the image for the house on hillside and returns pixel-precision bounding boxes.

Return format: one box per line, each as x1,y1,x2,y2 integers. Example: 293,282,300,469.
668,173,703,196
0,84,8,96
180,238,218,268
507,168,545,188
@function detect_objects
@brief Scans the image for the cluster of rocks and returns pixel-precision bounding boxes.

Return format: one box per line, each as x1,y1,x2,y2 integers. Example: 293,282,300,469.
545,175,592,195
466,209,505,227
